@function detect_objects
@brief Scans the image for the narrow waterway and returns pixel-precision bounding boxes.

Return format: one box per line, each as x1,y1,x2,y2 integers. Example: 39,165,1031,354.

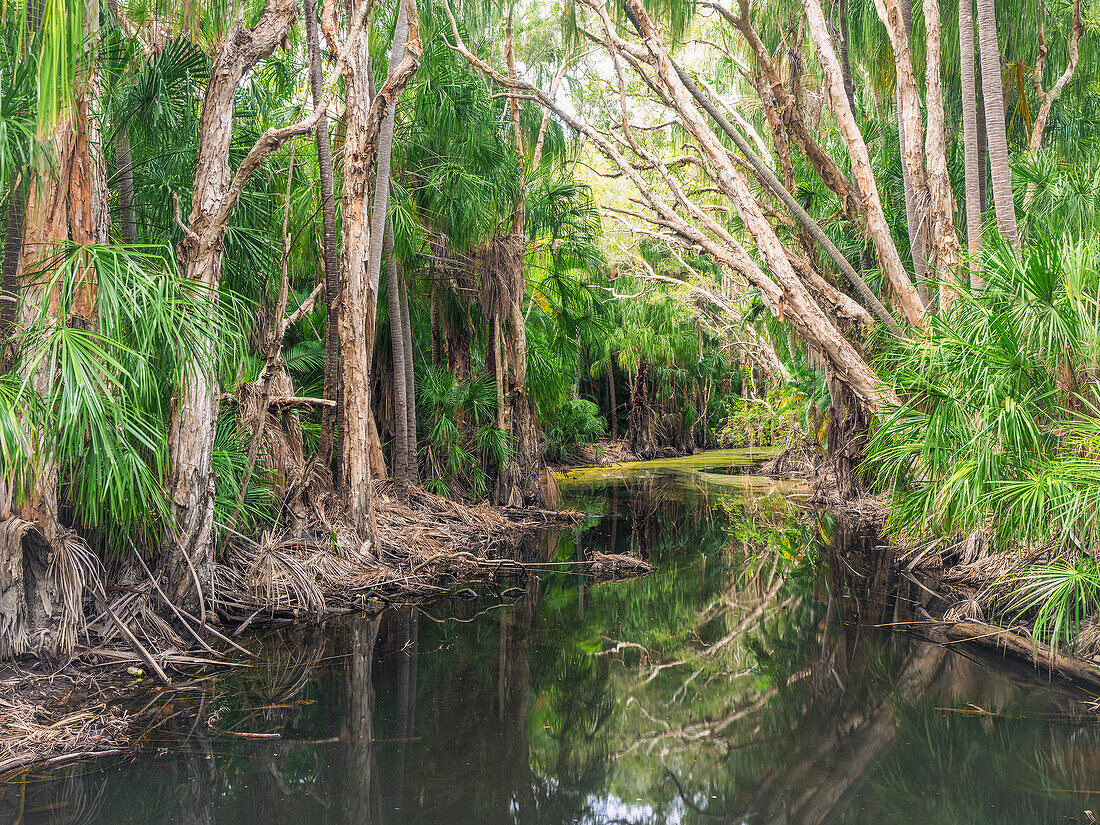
4,450,1100,824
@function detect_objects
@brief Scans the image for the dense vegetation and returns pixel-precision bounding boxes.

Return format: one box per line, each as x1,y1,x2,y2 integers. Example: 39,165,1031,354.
1,0,1099,660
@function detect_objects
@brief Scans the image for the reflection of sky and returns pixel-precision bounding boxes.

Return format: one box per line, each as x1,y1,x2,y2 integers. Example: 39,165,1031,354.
584,793,683,825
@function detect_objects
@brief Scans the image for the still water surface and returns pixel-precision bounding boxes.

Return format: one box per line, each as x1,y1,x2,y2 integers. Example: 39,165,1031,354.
5,450,1100,824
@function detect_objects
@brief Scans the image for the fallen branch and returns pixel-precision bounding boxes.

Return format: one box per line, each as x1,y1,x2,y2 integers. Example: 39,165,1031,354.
944,619,1100,690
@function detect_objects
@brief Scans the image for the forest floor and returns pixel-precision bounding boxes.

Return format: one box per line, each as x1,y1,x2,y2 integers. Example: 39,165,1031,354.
0,486,584,779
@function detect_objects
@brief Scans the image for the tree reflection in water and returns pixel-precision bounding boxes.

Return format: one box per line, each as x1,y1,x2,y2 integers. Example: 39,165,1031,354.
4,457,1100,825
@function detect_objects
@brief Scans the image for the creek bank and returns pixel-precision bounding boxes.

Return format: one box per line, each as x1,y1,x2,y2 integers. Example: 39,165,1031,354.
549,438,693,470
760,441,1100,696
0,487,585,778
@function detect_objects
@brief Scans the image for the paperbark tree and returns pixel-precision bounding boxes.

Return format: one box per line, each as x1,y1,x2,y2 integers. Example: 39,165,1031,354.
1024,0,1083,207
802,0,927,328
329,0,421,535
304,0,343,470
166,0,356,606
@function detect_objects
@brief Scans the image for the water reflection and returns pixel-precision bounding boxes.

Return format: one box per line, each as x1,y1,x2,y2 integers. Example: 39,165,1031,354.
3,454,1100,824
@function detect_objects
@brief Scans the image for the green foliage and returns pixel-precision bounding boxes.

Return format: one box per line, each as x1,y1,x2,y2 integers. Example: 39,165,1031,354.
868,237,1100,649
416,364,512,499
545,398,606,462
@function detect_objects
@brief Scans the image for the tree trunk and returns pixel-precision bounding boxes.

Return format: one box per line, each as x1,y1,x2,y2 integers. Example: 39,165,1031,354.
1024,0,1083,206
167,0,298,605
893,0,928,288
429,284,441,368
1,172,25,362
803,0,928,328
959,0,984,286
628,362,658,459
339,0,378,534
921,0,964,308
494,6,544,507
976,0,1018,248
367,0,408,298
837,0,858,116
607,366,617,439
306,0,343,471
386,229,410,492
115,129,136,244
399,275,419,483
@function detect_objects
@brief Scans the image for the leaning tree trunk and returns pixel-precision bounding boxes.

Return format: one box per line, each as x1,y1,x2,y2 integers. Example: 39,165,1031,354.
166,0,299,608
976,0,1018,248
803,0,928,328
305,0,343,473
959,0,984,285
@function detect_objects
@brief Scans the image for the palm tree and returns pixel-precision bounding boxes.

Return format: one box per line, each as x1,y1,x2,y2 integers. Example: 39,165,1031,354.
976,0,1019,248
959,0,983,284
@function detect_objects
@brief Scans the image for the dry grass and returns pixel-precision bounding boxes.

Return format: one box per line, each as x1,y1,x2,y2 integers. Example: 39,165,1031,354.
0,668,131,777
212,483,583,622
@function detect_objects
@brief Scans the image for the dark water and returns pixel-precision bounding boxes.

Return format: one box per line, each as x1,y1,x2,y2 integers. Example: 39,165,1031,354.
5,451,1100,825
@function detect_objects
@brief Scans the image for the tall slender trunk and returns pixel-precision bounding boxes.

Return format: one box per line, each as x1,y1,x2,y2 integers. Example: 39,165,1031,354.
976,0,1018,248
837,0,858,116
306,0,342,470
399,275,419,483
495,4,544,507
386,228,410,492
894,0,928,287
339,0,378,533
429,284,441,368
1,172,25,360
114,130,136,244
338,0,420,531
921,0,964,308
976,68,989,212
959,0,984,286
367,0,407,298
607,367,617,439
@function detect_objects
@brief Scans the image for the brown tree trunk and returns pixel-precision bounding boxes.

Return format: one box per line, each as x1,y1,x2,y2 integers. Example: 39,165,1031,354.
115,129,136,244
386,230,410,492
976,0,1018,248
337,0,421,531
1,172,25,362
399,275,419,483
167,0,299,606
893,0,928,288
306,0,343,471
494,6,544,507
920,0,964,308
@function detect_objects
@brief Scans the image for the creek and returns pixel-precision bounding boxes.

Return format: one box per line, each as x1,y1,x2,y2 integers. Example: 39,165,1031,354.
3,450,1099,824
